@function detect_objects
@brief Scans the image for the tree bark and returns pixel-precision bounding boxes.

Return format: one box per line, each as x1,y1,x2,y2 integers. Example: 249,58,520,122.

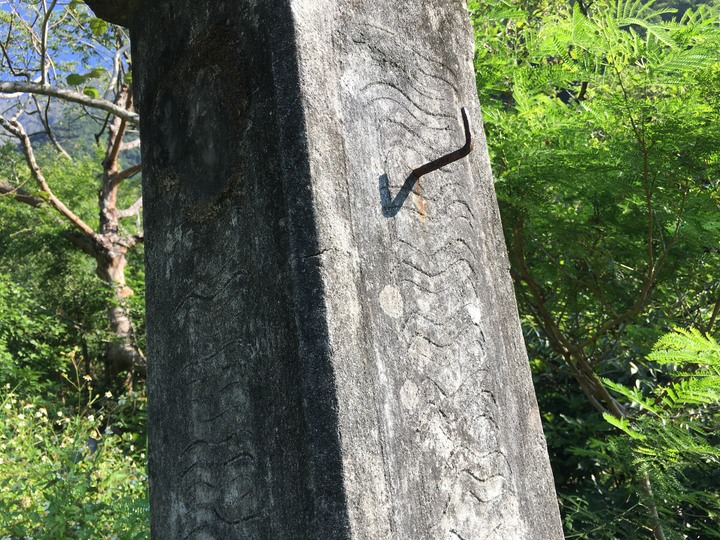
131,1,563,538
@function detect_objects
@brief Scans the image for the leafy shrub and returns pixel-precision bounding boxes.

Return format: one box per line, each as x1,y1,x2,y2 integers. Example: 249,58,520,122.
0,368,148,539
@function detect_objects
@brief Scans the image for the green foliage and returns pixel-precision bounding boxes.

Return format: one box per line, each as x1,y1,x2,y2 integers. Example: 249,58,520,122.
1,1,145,534
0,368,148,539
0,274,68,395
472,0,720,537
0,147,112,379
88,17,109,37
599,328,720,538
0,135,148,532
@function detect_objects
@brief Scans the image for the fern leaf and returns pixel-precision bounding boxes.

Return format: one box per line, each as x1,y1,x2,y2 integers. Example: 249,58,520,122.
603,412,647,439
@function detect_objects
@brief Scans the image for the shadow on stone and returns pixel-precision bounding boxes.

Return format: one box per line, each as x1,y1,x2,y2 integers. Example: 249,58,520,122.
379,173,418,217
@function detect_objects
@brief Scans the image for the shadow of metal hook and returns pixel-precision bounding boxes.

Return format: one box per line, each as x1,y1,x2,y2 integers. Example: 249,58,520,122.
411,107,474,180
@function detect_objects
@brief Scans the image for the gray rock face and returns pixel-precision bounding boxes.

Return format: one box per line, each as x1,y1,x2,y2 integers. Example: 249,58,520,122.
132,0,563,538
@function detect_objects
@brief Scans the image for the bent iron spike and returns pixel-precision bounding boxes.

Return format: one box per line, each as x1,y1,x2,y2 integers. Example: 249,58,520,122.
411,107,474,180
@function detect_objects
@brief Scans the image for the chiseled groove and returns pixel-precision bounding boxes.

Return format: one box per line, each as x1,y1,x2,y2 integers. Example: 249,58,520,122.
463,450,513,477
363,90,453,125
182,522,216,540
412,62,460,94
399,266,480,298
179,450,255,474
434,413,455,442
187,260,231,288
396,210,475,236
183,472,252,493
401,302,477,331
400,256,476,281
403,318,481,349
482,521,506,540
447,368,492,401
400,268,479,298
179,460,201,480
189,384,249,411
464,470,506,488
173,290,222,315
218,377,248,394
399,275,477,298
186,358,256,386
357,21,461,82
426,376,449,397
181,338,251,374
410,330,471,351
197,406,241,424
446,199,477,221
480,388,498,407
187,391,243,409
382,116,449,137
182,477,219,494
400,302,481,330
397,236,476,261
363,74,448,104
361,89,455,129
380,118,454,165
428,320,479,346
179,506,259,540
225,450,254,465
181,431,243,457
181,476,254,500
219,474,252,491
212,506,260,526
468,490,485,506
388,201,434,220
173,269,249,314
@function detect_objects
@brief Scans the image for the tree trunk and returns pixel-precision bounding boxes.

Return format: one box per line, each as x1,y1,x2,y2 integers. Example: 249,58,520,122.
129,0,563,537
97,85,145,377
97,244,145,377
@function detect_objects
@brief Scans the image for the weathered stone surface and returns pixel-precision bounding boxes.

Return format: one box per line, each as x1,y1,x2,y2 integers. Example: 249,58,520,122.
132,0,563,538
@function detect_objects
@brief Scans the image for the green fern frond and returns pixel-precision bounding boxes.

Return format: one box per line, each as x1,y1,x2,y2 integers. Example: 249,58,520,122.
617,18,676,48
603,378,661,413
613,0,676,22
604,412,648,439
649,327,720,367
654,52,715,76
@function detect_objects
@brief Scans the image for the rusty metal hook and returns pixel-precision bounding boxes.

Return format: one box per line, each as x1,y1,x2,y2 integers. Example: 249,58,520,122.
411,107,474,180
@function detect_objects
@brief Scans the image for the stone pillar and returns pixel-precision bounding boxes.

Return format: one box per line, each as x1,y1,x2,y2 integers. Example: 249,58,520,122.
130,0,563,537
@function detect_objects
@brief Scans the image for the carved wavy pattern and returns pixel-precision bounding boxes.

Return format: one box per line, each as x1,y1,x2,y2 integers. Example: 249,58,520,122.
341,18,517,537
168,259,267,537
174,397,258,535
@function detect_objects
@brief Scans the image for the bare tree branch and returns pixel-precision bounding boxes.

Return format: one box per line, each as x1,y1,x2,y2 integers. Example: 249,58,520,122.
40,0,59,85
34,94,72,159
510,218,626,418
705,296,720,334
117,196,142,218
120,138,141,152
0,80,139,123
0,179,45,206
111,162,142,189
0,115,98,239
